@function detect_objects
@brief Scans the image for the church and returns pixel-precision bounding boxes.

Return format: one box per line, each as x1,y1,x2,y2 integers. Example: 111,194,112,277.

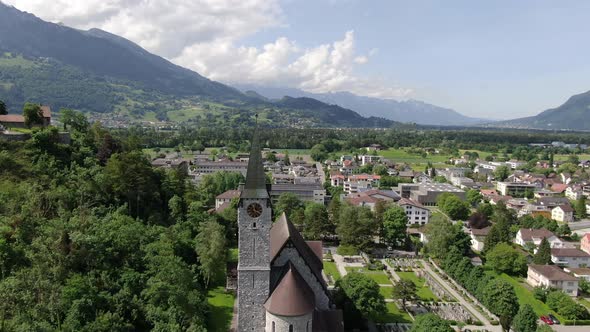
236,131,344,332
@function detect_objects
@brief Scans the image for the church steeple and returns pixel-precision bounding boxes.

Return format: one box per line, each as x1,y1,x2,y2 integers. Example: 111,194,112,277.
241,116,269,199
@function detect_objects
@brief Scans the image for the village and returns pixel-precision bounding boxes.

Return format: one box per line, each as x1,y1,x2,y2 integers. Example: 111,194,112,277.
145,141,590,332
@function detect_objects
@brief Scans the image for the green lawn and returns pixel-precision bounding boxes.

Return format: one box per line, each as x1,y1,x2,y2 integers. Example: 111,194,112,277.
397,271,439,301
378,148,451,164
324,261,341,284
380,286,393,299
345,267,392,285
206,287,235,332
491,272,560,319
375,302,413,324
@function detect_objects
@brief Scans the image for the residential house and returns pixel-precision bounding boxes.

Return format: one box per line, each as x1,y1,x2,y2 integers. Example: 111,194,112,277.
345,189,400,212
0,105,52,128
566,186,584,200
496,182,538,196
365,144,382,152
215,190,241,212
552,205,575,223
470,226,491,252
564,267,590,281
551,183,569,194
360,155,381,166
515,228,564,250
526,265,578,296
551,248,590,268
581,233,590,254
342,174,381,194
398,198,430,226
537,197,571,209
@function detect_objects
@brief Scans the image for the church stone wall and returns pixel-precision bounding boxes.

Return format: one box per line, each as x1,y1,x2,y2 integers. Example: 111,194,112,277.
273,247,330,310
265,311,313,332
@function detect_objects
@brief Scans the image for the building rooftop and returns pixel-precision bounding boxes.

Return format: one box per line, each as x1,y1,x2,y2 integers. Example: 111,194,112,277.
519,228,556,241
529,264,578,281
264,263,315,317
418,182,464,193
551,248,590,258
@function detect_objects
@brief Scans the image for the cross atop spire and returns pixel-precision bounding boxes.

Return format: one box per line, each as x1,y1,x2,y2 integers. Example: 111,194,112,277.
241,115,269,199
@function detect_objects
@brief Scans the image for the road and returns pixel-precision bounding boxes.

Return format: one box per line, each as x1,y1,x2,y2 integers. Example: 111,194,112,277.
316,162,326,185
568,220,590,230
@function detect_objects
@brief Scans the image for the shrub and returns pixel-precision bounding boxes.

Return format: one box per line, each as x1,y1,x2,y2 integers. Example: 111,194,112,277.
337,245,358,256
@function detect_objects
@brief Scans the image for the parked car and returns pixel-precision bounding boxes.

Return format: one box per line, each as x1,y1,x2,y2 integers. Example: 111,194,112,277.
548,314,560,325
540,316,553,325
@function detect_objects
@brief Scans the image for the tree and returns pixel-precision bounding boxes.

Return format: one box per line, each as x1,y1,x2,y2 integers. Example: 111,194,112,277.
0,100,6,115
424,215,470,258
483,279,519,331
484,216,512,252
195,219,226,288
512,304,537,332
466,189,483,206
382,206,408,247
575,196,587,219
265,151,277,162
494,165,510,181
392,279,417,309
336,204,378,250
437,194,470,220
335,272,386,322
310,144,328,161
409,313,453,332
468,212,490,229
486,243,527,275
303,202,330,240
275,192,304,220
23,102,43,128
477,202,494,219
59,108,89,132
532,237,551,264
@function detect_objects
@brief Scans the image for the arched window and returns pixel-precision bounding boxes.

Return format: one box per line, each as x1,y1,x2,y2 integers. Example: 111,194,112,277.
289,324,293,332
272,321,275,332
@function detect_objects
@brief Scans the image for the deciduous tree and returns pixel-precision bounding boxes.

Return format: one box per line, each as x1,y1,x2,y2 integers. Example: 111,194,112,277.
484,279,519,331
392,279,417,309
382,206,408,247
512,304,537,332
23,102,43,128
409,313,453,332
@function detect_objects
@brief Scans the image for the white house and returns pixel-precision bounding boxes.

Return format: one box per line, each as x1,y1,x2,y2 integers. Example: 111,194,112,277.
215,190,241,209
551,248,590,268
552,205,575,223
360,155,381,166
470,226,491,252
397,198,430,226
527,264,578,296
566,186,584,200
515,228,564,249
564,267,590,281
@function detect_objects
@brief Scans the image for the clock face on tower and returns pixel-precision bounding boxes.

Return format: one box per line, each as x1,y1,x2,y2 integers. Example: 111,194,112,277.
246,202,263,218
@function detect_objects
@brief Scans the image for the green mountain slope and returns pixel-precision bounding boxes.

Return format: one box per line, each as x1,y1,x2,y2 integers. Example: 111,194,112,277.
0,3,397,128
490,90,590,131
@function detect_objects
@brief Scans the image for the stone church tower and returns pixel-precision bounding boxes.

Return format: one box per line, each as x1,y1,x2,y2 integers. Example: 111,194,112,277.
237,130,272,331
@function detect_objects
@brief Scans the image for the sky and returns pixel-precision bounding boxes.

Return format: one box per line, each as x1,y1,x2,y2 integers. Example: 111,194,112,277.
4,0,590,119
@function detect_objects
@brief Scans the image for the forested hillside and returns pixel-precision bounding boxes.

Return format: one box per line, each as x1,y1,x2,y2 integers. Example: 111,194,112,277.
0,113,240,330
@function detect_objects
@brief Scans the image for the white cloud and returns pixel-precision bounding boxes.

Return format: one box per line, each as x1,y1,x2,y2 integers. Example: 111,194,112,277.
4,0,412,99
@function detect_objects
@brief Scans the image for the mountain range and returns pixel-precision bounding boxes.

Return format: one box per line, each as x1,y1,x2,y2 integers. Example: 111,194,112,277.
1,2,589,130
486,90,590,131
235,84,487,126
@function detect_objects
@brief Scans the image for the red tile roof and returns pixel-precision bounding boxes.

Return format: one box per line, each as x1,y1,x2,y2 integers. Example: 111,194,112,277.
551,183,568,193
0,114,24,123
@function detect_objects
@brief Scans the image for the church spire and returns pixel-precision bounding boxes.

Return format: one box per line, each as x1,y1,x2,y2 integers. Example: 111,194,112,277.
241,115,269,199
